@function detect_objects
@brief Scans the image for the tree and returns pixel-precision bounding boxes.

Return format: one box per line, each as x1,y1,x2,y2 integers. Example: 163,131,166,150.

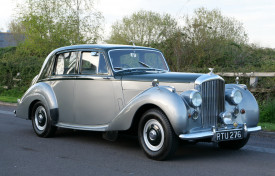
107,10,178,46
9,0,103,57
169,8,249,71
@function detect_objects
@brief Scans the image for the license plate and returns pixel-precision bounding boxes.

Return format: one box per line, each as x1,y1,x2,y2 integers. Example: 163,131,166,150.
216,130,243,141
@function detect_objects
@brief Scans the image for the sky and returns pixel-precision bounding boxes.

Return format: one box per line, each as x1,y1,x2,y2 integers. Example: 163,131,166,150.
1,0,275,48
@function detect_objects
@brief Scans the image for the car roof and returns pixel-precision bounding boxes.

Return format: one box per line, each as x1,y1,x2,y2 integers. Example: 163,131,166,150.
53,44,159,53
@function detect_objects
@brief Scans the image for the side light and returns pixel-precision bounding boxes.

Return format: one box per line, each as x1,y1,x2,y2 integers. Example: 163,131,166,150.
233,106,239,116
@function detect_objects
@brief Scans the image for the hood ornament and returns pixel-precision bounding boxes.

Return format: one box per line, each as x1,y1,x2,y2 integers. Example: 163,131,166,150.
208,68,214,75
130,40,135,47
236,77,239,84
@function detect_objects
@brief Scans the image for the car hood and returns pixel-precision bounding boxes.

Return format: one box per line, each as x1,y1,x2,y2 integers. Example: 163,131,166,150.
121,72,203,104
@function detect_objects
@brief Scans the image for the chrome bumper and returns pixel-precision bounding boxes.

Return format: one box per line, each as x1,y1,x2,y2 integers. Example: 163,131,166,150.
179,124,261,140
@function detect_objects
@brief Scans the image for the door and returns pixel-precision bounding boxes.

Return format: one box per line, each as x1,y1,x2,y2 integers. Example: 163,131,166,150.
50,51,79,124
74,51,116,125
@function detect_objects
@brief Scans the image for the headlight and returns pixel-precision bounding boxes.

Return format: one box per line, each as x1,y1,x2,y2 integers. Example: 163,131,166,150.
190,91,202,107
181,90,202,108
226,89,243,105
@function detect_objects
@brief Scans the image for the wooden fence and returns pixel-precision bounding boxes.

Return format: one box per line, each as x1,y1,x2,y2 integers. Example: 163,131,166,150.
217,72,275,92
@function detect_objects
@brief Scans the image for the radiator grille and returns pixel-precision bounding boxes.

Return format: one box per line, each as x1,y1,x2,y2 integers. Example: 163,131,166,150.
200,79,225,128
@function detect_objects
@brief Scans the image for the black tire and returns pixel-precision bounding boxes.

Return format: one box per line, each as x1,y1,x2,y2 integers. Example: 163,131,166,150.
31,101,57,137
138,108,178,160
218,134,250,150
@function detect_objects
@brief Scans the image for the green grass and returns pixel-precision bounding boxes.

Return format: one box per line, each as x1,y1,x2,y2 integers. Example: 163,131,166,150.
0,96,18,103
259,122,275,132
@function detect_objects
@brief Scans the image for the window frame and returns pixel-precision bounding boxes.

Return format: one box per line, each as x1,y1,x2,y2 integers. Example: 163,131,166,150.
52,50,80,76
79,50,110,76
38,54,56,81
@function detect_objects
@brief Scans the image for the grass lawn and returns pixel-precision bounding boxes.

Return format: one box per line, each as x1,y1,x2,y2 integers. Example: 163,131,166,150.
259,122,275,132
0,96,18,103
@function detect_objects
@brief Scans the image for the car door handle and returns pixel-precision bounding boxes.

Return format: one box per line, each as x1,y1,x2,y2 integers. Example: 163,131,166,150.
103,77,110,80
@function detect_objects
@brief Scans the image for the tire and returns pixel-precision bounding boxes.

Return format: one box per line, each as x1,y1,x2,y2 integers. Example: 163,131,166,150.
138,108,178,160
218,134,250,150
31,101,57,137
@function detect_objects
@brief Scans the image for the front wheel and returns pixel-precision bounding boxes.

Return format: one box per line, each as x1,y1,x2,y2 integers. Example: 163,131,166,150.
218,134,250,150
138,109,178,160
31,101,57,137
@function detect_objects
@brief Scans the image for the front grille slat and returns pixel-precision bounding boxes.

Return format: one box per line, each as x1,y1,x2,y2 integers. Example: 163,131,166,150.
200,80,225,128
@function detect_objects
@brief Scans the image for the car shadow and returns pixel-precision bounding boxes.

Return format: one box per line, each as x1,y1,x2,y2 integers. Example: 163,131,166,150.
53,128,249,161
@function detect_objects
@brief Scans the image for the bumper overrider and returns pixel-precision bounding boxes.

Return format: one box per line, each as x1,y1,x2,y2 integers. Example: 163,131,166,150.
179,123,261,142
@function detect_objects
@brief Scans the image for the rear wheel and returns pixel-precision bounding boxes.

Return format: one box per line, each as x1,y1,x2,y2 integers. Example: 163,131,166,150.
218,134,250,150
138,109,178,160
31,101,57,137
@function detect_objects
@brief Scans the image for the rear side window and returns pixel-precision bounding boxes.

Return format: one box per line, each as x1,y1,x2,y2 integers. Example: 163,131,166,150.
81,52,108,75
39,55,55,80
54,52,78,75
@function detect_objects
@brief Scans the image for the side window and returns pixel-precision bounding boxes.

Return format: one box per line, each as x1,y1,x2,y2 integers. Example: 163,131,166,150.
81,52,108,75
54,52,77,75
39,55,55,80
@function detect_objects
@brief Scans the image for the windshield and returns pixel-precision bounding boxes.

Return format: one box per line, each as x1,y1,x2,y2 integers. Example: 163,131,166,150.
108,49,169,71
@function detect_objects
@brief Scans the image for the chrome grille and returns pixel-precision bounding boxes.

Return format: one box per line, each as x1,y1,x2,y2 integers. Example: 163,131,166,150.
200,79,225,128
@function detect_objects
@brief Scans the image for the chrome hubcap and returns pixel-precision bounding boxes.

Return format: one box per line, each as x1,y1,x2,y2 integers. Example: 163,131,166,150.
149,130,157,140
34,106,47,131
143,119,164,151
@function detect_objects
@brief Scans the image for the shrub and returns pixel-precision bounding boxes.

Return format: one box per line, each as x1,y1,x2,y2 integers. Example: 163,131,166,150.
260,99,275,123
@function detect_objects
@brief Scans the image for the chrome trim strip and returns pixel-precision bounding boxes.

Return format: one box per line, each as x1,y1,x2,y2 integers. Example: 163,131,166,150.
56,123,109,131
179,126,261,140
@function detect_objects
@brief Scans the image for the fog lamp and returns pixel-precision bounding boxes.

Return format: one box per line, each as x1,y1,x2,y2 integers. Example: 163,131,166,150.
220,111,233,124
192,110,199,120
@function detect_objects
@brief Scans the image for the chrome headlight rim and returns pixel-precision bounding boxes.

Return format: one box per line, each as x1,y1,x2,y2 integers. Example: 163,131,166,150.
230,89,243,105
190,90,202,107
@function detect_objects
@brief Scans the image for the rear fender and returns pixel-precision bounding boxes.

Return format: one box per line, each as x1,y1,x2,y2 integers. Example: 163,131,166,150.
16,82,58,123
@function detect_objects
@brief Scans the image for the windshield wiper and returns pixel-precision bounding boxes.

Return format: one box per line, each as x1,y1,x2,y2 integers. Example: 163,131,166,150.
138,61,151,68
114,67,124,70
138,62,167,72
114,66,166,74
114,67,134,74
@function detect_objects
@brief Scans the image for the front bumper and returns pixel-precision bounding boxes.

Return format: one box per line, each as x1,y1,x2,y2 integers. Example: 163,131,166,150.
179,123,261,141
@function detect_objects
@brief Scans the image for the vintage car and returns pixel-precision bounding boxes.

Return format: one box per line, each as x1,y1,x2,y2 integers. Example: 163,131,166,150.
15,44,261,160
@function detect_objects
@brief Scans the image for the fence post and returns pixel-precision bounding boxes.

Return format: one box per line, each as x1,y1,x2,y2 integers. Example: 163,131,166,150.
250,77,258,88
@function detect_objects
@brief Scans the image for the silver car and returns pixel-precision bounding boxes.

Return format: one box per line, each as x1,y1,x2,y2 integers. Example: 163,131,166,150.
15,44,261,160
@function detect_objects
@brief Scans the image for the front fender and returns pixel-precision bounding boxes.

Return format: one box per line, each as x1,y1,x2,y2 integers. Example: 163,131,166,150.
107,86,188,135
225,84,259,127
16,82,58,122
